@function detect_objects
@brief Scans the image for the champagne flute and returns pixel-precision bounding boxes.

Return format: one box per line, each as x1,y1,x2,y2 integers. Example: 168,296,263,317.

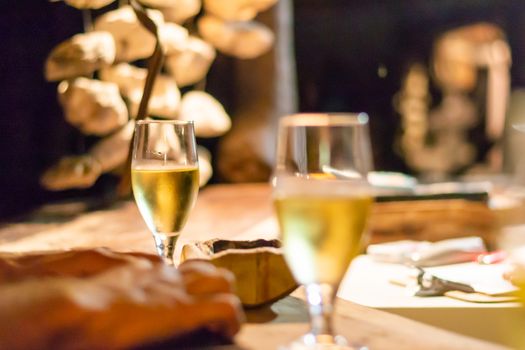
272,113,373,349
131,120,199,266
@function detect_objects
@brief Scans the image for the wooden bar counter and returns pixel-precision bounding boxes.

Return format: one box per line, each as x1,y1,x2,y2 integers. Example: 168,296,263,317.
0,184,510,349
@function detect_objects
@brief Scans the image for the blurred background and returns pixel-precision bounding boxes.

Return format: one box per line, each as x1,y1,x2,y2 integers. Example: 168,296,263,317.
2,0,525,219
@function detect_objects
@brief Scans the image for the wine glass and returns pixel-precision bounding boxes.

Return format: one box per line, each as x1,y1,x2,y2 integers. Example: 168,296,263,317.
131,120,199,266
272,113,373,349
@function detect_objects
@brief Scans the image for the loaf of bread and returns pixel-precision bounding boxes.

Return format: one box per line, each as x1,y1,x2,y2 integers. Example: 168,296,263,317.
181,239,297,307
0,248,243,350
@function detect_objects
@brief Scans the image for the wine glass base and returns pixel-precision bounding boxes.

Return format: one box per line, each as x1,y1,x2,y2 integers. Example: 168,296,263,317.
280,333,368,350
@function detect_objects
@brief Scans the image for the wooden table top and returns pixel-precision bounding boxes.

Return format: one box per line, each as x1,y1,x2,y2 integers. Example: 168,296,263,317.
0,183,510,349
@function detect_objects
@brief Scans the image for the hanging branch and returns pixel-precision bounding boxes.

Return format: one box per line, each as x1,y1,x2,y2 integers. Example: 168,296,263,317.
117,0,166,197
82,9,94,32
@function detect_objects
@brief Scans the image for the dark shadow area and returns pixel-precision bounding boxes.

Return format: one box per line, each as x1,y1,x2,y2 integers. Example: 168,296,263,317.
244,295,309,324
293,0,525,172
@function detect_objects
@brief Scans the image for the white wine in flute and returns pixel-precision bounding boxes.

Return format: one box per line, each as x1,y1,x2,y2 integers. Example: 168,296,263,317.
274,178,372,286
132,165,199,236
275,195,371,285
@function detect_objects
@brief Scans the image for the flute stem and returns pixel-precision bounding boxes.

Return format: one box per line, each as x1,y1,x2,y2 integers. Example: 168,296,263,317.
306,283,335,337
152,233,178,266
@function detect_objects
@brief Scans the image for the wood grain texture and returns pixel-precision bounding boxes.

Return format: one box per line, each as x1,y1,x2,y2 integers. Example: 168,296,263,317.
0,183,509,349
237,295,508,350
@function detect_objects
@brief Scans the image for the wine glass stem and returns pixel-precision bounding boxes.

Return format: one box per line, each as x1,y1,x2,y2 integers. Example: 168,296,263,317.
306,283,335,336
152,232,178,266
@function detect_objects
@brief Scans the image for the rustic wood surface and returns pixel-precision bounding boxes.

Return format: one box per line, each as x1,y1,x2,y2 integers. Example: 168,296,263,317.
0,183,510,349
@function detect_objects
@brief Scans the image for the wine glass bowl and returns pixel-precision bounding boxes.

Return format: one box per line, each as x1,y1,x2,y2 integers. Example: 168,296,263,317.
131,120,199,265
272,113,373,349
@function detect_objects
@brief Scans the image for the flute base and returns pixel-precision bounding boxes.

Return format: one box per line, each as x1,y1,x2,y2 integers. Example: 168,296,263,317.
280,333,368,350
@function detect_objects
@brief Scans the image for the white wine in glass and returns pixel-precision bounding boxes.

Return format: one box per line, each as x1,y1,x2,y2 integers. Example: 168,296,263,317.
131,120,199,265
272,113,373,349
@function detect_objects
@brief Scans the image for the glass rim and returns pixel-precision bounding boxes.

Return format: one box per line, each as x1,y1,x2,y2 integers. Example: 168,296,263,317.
279,113,369,126
135,119,194,125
